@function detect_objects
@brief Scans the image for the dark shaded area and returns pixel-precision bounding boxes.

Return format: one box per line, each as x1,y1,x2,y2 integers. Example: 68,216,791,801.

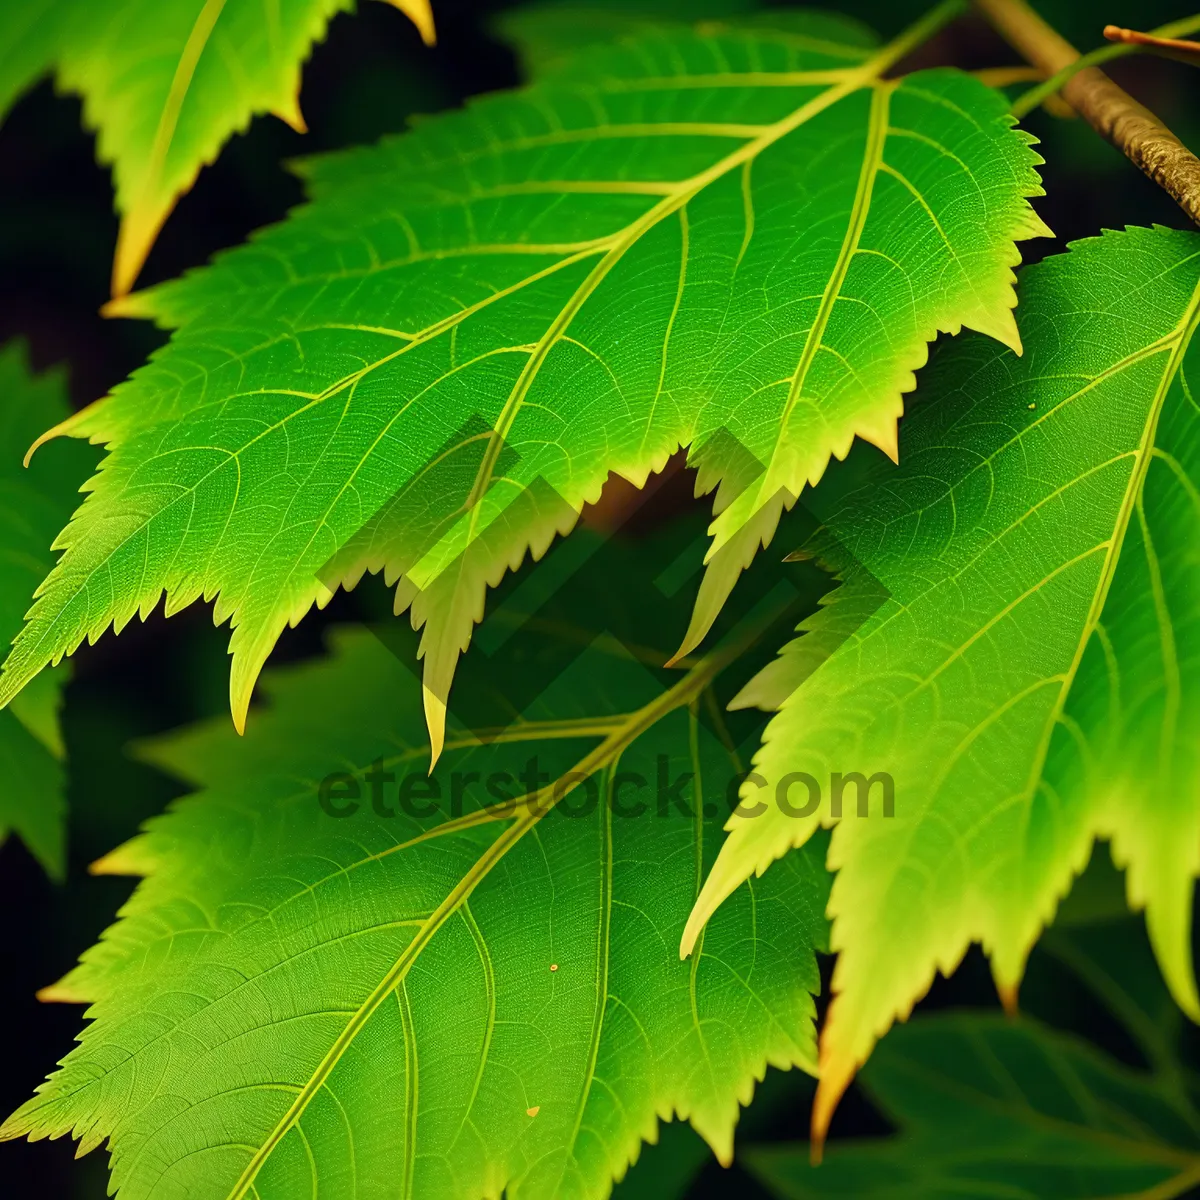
1,1,1199,1196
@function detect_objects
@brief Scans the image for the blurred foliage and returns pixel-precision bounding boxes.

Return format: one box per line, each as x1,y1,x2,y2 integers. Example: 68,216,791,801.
748,914,1200,1198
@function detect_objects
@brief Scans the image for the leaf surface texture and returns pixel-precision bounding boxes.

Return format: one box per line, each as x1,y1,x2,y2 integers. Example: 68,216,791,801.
0,13,1046,756
0,0,435,294
684,226,1200,1139
2,625,829,1199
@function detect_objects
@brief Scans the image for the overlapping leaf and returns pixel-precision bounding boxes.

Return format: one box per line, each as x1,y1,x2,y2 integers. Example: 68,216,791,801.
496,2,877,77
683,226,1200,1143
0,8,1047,762
0,0,60,121
747,914,1200,1199
0,0,435,296
0,342,93,876
1,623,829,1200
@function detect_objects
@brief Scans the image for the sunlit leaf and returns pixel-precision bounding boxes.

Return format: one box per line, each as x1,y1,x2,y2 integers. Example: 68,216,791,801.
0,0,435,296
0,8,1046,766
2,622,829,1199
684,225,1200,1144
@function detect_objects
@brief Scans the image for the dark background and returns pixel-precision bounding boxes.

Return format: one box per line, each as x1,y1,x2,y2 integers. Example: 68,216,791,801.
2,1,1199,1195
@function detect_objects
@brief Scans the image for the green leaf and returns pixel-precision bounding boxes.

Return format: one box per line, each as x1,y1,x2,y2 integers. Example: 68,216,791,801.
0,0,62,121
751,1019,1200,1198
0,0,435,296
744,913,1200,1199
683,225,1200,1140
0,7,1048,764
496,3,879,78
0,343,93,877
1,622,829,1199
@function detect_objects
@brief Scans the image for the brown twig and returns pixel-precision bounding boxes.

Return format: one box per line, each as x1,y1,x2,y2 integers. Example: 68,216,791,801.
1104,25,1200,66
974,0,1200,227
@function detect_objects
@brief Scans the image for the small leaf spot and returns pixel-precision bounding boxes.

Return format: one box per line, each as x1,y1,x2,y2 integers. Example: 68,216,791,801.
550,963,558,972
527,1106,540,1118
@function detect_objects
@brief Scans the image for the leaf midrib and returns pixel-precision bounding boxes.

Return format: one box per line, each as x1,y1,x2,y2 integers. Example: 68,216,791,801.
112,0,229,294
821,266,1200,1011
828,306,1200,653
360,15,953,576
1009,274,1200,889
224,629,750,1198
765,80,892,503
2,17,939,715
465,68,885,512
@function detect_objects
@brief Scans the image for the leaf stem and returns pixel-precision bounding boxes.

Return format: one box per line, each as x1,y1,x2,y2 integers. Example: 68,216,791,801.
975,0,1200,227
1012,14,1200,117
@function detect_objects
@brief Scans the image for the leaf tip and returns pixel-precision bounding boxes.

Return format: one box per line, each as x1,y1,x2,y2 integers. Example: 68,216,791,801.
859,419,900,465
387,0,437,46
976,304,1025,357
24,412,86,467
1143,898,1200,1023
681,860,738,958
670,602,714,668
424,684,446,771
37,981,88,1004
680,892,714,958
810,1053,855,1164
996,979,1020,1018
0,664,30,715
271,98,308,136
0,1113,29,1145
89,845,140,876
100,294,134,320
112,205,167,300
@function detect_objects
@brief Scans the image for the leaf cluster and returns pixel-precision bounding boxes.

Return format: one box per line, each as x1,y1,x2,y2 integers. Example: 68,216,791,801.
3,2,1200,1197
